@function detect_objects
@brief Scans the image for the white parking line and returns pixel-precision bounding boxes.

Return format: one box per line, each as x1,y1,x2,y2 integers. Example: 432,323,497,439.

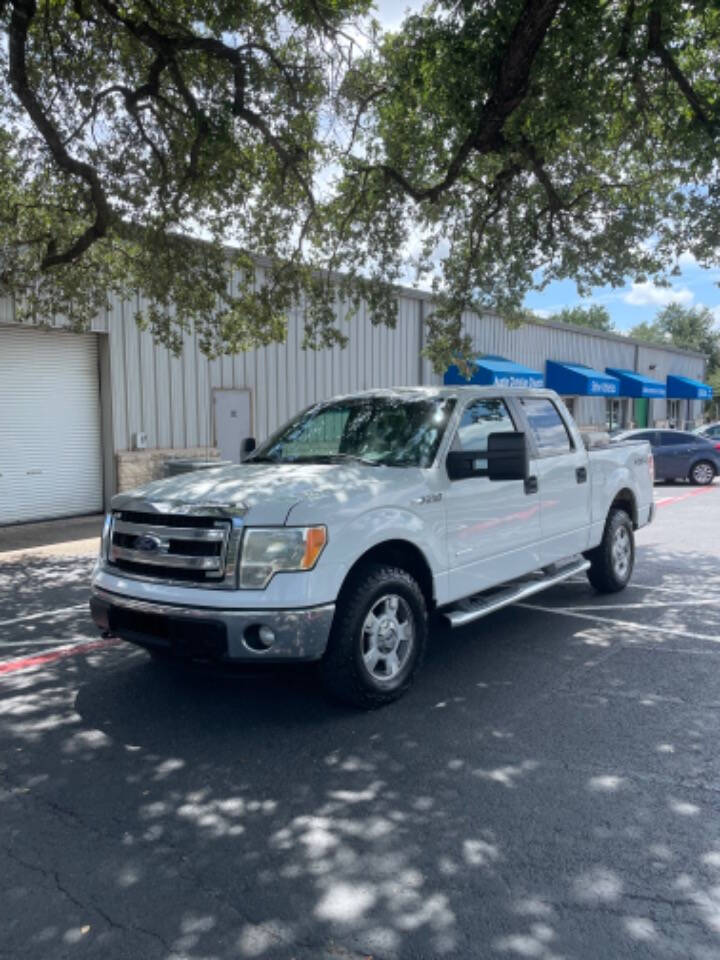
547,598,720,612
516,602,720,643
0,604,88,628
558,578,720,601
627,581,720,600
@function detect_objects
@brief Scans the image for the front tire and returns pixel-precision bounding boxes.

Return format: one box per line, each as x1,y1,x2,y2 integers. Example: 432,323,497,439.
584,508,634,594
690,460,715,486
321,563,428,708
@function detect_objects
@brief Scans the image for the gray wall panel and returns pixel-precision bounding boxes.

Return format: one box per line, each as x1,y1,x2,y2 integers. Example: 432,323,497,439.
6,280,706,458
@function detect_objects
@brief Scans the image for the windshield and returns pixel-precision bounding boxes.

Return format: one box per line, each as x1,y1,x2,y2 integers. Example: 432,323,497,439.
251,395,456,467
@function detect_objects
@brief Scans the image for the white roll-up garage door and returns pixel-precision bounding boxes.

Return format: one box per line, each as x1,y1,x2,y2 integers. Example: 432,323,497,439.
0,327,103,525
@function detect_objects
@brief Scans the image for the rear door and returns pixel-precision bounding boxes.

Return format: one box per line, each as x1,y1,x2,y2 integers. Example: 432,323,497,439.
653,431,693,479
517,396,591,564
443,396,542,600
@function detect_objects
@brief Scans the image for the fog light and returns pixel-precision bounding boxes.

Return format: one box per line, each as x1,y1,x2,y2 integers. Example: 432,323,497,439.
243,623,276,652
258,625,275,647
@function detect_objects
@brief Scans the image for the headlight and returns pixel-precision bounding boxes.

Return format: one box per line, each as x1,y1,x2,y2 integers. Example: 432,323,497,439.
239,526,327,589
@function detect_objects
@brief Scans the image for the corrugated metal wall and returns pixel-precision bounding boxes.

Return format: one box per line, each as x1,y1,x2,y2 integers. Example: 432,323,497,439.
104,268,422,454
0,275,708,460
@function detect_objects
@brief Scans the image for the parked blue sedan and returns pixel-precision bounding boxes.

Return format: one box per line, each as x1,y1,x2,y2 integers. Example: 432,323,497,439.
614,429,720,485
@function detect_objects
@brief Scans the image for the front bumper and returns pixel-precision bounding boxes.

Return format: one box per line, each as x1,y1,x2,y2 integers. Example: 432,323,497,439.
90,587,335,662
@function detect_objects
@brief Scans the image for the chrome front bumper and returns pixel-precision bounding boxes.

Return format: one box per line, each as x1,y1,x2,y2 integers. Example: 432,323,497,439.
90,587,335,662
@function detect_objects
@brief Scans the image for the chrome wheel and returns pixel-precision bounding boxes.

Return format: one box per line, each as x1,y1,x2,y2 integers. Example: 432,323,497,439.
691,461,715,485
611,525,632,580
361,594,414,682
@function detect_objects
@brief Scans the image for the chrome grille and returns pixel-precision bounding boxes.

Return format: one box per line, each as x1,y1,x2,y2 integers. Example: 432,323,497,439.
108,510,234,586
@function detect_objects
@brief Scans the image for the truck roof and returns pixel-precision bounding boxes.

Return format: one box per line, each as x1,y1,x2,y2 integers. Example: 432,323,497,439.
325,385,561,402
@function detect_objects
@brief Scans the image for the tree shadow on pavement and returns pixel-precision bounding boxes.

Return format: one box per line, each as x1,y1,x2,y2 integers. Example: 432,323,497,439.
2,545,720,959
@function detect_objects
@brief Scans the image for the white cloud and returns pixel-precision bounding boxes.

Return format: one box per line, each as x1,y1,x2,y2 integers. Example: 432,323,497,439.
677,251,698,269
533,308,552,319
623,282,694,307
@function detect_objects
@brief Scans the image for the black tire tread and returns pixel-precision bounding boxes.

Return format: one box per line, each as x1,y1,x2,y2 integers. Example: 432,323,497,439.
320,562,427,709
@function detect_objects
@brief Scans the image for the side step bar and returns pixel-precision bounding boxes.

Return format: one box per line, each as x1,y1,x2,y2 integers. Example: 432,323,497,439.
442,558,591,628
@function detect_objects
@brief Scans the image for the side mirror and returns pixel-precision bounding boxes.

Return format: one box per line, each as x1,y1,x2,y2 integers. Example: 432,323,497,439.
446,432,528,482
240,437,256,461
486,432,528,482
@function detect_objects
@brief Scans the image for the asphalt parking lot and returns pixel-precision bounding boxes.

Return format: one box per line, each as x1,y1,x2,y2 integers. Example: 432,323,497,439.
2,485,720,960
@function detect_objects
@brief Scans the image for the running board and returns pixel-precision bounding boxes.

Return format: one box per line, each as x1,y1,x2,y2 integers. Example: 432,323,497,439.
443,558,591,628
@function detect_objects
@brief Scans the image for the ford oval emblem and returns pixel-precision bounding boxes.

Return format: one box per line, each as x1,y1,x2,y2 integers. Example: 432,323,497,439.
134,533,163,553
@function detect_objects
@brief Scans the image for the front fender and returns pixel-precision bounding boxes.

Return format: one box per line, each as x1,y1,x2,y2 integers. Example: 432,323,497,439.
308,504,445,604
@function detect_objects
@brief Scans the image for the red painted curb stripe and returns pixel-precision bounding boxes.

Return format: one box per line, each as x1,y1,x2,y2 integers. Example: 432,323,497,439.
0,637,120,676
656,486,718,508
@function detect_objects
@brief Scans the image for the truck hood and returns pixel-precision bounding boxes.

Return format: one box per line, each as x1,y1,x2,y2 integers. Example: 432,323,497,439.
111,461,414,525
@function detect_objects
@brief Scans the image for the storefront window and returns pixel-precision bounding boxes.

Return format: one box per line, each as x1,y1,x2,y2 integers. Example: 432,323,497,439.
606,399,622,432
667,399,681,427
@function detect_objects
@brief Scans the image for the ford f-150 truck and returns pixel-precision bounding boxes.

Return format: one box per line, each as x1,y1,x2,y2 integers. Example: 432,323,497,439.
91,387,655,707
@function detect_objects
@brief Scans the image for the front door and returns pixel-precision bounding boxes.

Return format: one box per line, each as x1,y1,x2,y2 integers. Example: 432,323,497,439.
443,397,542,602
213,389,252,463
517,396,591,563
634,397,649,428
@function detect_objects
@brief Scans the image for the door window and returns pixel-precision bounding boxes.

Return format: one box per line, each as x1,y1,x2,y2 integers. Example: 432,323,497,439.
631,431,657,445
520,398,574,456
657,431,689,446
453,398,517,451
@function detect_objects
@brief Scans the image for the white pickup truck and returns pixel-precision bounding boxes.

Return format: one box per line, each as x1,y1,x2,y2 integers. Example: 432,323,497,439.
91,387,655,707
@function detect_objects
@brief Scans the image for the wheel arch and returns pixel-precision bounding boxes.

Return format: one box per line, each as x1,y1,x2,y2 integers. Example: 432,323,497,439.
610,487,638,528
339,539,435,611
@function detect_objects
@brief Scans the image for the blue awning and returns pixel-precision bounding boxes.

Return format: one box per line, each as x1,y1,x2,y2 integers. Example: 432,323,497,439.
545,361,620,397
606,368,666,398
666,374,714,399
444,355,544,389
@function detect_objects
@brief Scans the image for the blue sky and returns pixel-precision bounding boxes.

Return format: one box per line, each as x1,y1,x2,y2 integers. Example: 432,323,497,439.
373,1,720,333
524,256,720,333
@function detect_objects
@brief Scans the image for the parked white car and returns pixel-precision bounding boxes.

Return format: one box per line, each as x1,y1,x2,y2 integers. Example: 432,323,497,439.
91,387,655,707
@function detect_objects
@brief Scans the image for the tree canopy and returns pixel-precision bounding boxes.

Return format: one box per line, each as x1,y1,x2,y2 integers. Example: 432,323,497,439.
544,305,615,333
2,0,720,369
629,304,720,374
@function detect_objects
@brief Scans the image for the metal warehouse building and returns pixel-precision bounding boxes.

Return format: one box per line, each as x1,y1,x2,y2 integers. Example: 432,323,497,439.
0,266,711,525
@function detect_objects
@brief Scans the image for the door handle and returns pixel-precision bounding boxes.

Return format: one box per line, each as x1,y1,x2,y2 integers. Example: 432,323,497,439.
576,466,587,484
525,475,538,494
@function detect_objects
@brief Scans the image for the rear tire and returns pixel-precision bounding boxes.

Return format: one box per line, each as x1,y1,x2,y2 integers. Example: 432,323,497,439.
689,460,715,486
584,508,634,594
321,563,427,708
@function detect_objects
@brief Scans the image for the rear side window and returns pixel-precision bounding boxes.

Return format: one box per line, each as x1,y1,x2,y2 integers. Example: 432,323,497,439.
453,398,517,451
520,398,574,456
658,432,690,446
